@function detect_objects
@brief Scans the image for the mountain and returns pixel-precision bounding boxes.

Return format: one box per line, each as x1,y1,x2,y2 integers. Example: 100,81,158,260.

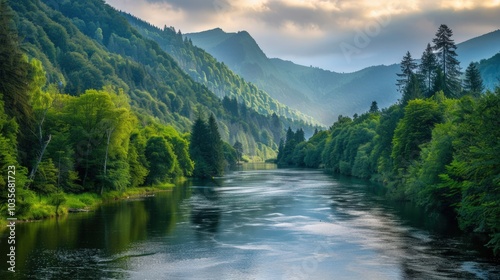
121,14,320,127
477,52,500,90
186,28,500,124
187,28,399,124
9,0,317,160
456,29,500,68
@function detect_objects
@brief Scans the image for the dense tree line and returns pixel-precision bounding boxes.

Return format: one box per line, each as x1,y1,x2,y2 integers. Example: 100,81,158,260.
280,25,500,255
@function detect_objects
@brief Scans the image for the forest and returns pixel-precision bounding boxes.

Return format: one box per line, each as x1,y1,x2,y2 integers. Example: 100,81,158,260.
277,24,500,255
0,0,321,222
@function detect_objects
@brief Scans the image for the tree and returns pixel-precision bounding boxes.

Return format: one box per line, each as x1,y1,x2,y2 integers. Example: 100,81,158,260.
401,73,423,105
419,43,438,97
432,24,461,97
65,89,135,193
145,136,177,185
27,59,53,187
369,101,379,113
190,115,210,178
189,114,225,178
391,99,442,171
463,62,484,97
441,90,500,254
207,114,224,176
0,0,34,169
396,51,417,93
233,141,243,163
0,0,32,128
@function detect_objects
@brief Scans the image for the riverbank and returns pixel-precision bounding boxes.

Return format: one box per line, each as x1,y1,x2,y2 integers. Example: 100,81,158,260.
0,182,178,229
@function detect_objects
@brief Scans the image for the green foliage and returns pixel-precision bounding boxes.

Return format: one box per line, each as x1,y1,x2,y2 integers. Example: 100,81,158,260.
442,90,500,253
391,98,442,171
419,43,438,97
298,91,500,255
49,192,67,216
432,24,462,97
463,62,484,97
189,114,225,178
145,136,177,185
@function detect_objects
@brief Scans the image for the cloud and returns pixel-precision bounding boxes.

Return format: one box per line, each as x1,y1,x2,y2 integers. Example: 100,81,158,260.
105,0,500,72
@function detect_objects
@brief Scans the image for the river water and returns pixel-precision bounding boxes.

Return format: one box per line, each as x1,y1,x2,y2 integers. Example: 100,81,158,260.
1,164,499,279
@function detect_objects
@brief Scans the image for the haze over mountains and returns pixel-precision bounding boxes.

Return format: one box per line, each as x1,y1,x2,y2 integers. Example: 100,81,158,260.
187,28,500,124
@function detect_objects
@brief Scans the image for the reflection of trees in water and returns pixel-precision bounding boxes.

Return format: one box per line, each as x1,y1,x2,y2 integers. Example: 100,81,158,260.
190,181,222,235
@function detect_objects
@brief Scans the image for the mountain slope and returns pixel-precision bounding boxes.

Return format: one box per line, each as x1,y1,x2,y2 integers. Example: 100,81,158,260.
10,0,316,159
477,52,500,90
122,15,320,126
456,29,500,68
187,29,400,124
187,28,500,124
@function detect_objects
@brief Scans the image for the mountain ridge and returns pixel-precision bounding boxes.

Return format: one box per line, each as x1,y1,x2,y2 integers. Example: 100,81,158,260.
186,28,500,124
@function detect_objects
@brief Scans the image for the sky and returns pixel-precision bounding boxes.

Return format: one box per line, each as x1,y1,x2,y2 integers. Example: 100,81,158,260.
104,0,500,73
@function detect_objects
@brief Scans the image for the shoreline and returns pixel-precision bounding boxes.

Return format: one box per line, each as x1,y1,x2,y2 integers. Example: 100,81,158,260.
0,183,178,229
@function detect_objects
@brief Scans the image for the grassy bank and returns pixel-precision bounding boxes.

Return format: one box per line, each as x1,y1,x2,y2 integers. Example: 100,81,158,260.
0,183,176,228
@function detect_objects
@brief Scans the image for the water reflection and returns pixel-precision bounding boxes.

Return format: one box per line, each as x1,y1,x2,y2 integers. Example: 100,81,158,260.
1,166,499,279
0,187,191,279
191,183,222,235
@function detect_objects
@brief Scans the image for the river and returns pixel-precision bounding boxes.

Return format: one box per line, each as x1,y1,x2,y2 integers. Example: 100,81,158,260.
1,164,499,279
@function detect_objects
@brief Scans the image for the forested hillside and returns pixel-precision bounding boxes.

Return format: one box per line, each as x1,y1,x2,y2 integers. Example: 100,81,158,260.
123,14,320,127
9,0,321,160
277,25,500,255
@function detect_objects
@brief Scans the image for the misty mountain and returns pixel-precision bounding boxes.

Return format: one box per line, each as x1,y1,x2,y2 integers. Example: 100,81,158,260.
186,28,500,124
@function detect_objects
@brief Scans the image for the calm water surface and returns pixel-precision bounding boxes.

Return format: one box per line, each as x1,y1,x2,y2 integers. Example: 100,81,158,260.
1,164,499,279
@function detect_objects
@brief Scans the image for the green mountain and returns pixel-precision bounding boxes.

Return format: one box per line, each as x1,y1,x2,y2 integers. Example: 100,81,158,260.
477,52,500,91
121,14,320,127
187,28,500,124
9,0,318,161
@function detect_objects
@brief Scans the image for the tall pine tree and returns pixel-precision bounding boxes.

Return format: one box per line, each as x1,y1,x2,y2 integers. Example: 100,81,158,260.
419,43,438,97
463,62,484,97
207,114,224,176
396,51,418,93
189,114,225,178
189,114,210,178
432,24,461,97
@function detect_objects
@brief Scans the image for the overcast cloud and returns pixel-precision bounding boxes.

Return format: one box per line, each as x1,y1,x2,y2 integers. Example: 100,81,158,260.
105,0,500,72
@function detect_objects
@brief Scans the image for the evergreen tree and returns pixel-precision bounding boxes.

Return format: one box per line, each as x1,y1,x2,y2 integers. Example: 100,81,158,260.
189,115,210,178
189,114,225,177
294,128,305,143
432,24,461,97
276,139,284,164
419,43,438,97
463,62,484,97
401,73,423,105
396,51,417,93
207,114,224,176
0,0,33,166
369,101,379,113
